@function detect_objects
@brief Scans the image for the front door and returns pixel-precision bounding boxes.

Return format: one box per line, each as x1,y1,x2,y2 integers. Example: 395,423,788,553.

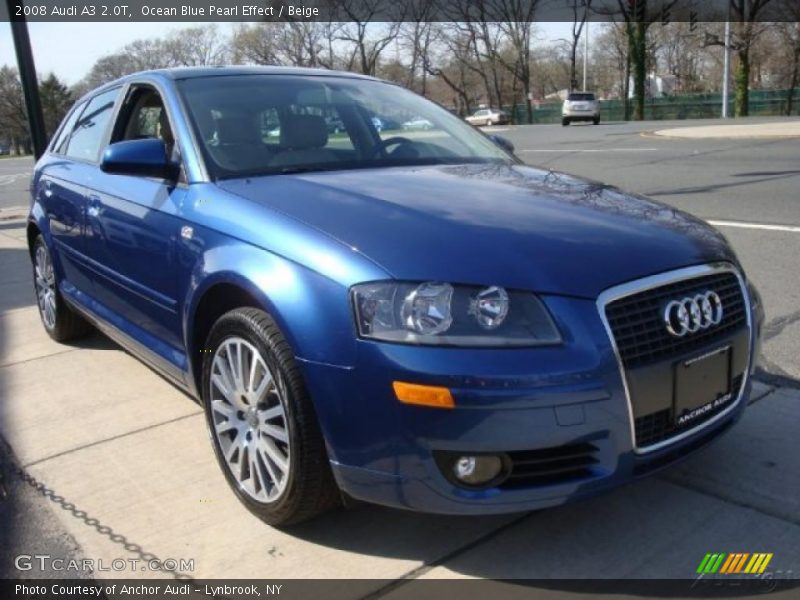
84,84,188,377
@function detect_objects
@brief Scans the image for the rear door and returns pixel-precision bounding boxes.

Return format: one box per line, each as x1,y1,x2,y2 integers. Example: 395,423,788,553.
83,83,188,378
39,88,120,296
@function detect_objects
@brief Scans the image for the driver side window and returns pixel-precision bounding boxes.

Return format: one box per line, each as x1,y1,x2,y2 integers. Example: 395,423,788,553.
113,86,177,159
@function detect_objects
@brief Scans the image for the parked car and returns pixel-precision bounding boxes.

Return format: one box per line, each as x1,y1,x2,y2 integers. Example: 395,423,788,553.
562,91,600,125
29,67,763,526
465,108,509,127
401,116,434,130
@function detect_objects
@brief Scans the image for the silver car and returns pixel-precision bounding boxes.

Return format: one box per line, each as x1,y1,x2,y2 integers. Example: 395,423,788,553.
562,92,600,126
465,108,509,127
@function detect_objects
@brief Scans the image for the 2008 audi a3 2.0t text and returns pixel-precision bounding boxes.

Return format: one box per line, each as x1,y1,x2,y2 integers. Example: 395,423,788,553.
28,67,764,525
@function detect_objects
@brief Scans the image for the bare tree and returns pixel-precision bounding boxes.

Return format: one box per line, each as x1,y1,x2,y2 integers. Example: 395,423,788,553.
775,0,800,114
704,0,774,116
596,0,680,120
567,0,593,90
334,1,405,75
163,26,229,67
399,1,435,94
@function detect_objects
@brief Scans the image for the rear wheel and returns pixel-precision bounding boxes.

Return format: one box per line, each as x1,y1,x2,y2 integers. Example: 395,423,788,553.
202,307,339,526
593,116,600,125
486,119,494,126
562,118,570,126
32,235,92,342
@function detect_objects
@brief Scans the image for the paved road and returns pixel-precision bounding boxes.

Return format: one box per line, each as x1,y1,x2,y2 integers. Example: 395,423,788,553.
494,117,800,385
0,156,32,211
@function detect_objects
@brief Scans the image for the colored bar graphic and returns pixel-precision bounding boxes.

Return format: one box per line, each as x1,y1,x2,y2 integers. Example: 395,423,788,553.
697,553,713,574
734,553,750,573
719,554,737,574
700,552,774,575
744,554,760,573
758,553,773,574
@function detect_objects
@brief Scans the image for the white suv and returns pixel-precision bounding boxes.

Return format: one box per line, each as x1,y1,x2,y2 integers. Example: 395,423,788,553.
562,92,600,126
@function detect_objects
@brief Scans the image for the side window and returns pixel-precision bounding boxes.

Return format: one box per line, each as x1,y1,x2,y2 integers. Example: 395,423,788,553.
114,87,176,157
51,101,87,155
65,88,119,162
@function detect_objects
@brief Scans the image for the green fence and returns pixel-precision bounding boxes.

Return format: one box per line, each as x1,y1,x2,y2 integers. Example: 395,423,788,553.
507,88,800,124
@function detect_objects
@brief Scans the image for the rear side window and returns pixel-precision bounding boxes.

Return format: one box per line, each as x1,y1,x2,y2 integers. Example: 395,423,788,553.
568,93,595,101
65,88,120,162
51,101,87,155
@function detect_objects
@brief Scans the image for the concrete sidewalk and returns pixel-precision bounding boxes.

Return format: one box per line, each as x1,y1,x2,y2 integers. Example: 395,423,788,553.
1,214,798,590
653,120,800,139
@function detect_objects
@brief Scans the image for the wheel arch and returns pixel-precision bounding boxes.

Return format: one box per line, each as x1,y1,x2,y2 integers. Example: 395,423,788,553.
184,258,359,398
26,220,42,258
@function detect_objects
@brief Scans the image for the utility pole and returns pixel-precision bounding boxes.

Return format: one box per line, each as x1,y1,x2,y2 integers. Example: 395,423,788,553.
583,17,589,90
722,2,731,118
6,0,47,158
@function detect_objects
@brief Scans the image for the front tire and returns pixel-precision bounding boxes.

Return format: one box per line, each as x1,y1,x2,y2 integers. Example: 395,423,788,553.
202,307,339,526
32,235,92,342
562,118,570,126
593,116,600,125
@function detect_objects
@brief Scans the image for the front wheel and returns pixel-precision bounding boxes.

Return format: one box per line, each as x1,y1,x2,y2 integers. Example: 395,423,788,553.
32,235,92,342
593,116,600,125
562,118,570,126
202,307,339,526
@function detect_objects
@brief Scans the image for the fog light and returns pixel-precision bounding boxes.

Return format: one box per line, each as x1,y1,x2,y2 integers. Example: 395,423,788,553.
453,455,503,486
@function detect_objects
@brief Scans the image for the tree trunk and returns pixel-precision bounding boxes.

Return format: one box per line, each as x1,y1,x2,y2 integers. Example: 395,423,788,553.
570,45,578,91
787,45,800,116
629,21,648,121
735,47,750,117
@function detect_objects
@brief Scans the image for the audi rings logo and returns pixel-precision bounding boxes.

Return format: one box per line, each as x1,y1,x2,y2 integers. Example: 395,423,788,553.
664,291,724,337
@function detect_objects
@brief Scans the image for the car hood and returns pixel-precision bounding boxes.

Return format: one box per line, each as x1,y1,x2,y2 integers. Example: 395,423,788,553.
217,163,736,298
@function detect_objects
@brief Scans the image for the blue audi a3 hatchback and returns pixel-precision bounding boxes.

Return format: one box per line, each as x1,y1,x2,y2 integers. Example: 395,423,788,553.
29,67,764,525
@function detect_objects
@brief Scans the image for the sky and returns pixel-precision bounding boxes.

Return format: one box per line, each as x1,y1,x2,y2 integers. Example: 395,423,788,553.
0,21,579,86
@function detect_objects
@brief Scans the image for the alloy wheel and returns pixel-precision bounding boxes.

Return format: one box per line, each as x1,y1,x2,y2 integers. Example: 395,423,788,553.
34,244,57,330
209,336,291,503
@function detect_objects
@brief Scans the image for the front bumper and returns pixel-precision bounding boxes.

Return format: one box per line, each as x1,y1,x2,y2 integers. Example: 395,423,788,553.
298,281,761,515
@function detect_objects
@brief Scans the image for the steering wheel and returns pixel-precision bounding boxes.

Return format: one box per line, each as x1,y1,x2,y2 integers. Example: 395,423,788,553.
369,136,416,159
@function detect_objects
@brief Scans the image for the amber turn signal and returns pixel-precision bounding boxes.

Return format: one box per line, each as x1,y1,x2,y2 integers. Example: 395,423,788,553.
392,381,454,409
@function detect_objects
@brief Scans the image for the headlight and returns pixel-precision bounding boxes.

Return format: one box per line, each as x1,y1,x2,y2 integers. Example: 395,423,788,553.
352,281,562,347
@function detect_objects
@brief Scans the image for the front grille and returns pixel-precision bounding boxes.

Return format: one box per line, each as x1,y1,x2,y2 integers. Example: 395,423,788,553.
501,442,599,489
605,271,746,369
635,374,744,447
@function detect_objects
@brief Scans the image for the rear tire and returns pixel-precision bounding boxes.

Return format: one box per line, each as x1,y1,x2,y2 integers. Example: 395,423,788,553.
562,118,570,126
32,234,92,343
202,307,340,526
593,116,600,125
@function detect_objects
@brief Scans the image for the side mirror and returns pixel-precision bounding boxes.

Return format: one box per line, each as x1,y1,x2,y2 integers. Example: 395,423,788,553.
489,134,515,154
101,139,178,180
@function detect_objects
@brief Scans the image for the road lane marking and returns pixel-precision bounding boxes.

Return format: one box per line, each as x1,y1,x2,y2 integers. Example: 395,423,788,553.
0,172,31,186
519,148,659,153
708,220,800,233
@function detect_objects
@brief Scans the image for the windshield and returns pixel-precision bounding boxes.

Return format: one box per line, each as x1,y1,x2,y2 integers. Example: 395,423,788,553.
567,93,595,101
178,74,513,179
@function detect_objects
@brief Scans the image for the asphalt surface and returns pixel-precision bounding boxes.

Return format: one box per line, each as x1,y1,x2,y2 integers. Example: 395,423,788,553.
493,117,800,386
0,156,31,211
